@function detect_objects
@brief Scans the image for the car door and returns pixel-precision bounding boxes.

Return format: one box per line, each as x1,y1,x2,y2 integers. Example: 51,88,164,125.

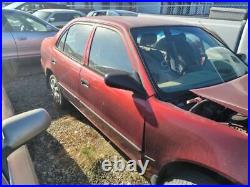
2,15,18,62
79,26,145,161
51,23,93,100
4,11,56,60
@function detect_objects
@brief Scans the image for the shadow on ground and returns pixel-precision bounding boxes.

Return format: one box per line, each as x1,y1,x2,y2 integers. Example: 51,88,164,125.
28,132,89,184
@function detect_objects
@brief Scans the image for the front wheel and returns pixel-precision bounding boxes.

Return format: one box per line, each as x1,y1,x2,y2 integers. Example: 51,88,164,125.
49,74,66,108
163,169,218,185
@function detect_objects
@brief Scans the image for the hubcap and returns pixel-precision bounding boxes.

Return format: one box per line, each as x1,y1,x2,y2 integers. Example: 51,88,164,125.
50,76,61,104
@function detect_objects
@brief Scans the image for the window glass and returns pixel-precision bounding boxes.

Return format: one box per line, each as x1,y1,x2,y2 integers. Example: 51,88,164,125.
89,27,133,75
52,13,66,22
93,11,106,16
57,30,68,51
63,24,93,62
52,13,81,22
2,15,12,32
4,12,48,32
33,11,51,20
131,26,248,96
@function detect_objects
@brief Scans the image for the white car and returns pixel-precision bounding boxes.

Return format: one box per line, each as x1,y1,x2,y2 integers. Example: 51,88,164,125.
33,9,84,28
87,9,138,17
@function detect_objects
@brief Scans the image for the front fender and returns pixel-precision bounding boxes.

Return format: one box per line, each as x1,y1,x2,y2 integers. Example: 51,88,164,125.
144,97,247,184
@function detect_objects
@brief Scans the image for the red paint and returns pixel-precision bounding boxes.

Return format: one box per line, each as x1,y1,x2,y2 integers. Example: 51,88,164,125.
41,17,248,184
192,74,248,116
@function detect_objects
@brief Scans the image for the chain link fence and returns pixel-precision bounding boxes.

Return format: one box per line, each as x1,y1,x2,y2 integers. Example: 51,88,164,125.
64,2,248,17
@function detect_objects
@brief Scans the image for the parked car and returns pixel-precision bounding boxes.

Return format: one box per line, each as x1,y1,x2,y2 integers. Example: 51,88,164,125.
87,9,138,17
140,7,248,63
2,88,51,184
2,9,58,73
2,2,12,7
41,16,248,184
33,9,84,28
4,2,69,14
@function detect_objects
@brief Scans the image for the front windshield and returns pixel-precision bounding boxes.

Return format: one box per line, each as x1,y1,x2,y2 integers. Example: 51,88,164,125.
33,11,51,20
131,26,248,96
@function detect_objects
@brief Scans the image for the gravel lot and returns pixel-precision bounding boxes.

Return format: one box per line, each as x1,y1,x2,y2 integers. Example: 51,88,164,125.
4,62,149,184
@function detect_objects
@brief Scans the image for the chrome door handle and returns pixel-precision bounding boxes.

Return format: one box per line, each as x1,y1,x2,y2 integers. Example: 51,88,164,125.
80,79,89,88
51,59,56,65
18,37,27,41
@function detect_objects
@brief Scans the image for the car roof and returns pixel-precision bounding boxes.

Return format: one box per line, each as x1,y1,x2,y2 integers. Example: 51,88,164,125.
94,9,136,13
74,16,193,29
37,9,82,13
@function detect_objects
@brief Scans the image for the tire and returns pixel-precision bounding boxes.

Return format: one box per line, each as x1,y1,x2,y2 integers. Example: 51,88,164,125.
49,74,66,108
163,169,218,185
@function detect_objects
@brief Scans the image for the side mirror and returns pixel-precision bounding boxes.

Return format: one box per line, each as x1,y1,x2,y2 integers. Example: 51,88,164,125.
48,17,55,23
237,53,247,62
104,72,147,98
2,108,51,154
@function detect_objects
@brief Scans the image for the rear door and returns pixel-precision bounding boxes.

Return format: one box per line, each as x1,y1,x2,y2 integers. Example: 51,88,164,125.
51,23,93,99
79,26,145,160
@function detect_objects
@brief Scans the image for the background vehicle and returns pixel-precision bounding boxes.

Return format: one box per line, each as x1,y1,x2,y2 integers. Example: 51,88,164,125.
140,7,248,63
41,17,247,184
4,2,69,14
2,88,51,184
2,9,58,71
33,9,84,28
87,9,138,16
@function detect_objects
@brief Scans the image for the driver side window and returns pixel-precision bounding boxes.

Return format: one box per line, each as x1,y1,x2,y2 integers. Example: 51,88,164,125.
4,13,48,32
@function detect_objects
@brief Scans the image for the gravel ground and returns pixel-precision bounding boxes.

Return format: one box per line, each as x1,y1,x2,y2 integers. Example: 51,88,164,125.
4,63,149,184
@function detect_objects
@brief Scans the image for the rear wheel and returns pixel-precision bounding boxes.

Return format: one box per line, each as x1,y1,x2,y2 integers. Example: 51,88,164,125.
49,74,66,108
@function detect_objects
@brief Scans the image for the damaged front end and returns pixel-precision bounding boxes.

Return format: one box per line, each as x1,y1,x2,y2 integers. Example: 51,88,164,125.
175,75,248,134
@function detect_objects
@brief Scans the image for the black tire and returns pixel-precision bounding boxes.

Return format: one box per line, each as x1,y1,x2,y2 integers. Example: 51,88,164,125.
163,169,218,185
48,74,66,108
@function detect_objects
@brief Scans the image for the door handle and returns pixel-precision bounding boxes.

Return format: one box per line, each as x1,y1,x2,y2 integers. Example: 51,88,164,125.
17,37,27,41
80,79,89,88
51,59,56,65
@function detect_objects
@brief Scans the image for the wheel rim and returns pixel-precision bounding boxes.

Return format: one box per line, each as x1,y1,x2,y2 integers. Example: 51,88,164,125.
50,76,61,104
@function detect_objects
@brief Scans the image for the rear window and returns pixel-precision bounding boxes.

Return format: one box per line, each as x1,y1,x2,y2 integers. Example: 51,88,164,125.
52,13,81,22
33,11,51,20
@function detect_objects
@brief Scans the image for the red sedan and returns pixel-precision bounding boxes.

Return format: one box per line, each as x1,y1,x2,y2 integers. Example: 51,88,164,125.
41,16,248,184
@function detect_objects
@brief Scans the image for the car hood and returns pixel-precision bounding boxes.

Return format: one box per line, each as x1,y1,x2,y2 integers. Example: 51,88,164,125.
191,74,248,116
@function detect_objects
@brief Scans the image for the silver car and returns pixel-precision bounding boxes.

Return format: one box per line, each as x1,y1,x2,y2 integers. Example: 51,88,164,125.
33,9,84,28
2,9,58,64
2,88,51,184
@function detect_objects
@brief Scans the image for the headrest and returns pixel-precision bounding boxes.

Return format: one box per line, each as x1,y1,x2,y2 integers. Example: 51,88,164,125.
171,33,186,42
140,33,157,46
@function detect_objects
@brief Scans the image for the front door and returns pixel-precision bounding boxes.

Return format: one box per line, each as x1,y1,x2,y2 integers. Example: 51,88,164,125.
79,26,146,161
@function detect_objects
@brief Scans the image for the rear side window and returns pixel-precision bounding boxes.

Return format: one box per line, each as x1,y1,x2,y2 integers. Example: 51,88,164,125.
4,12,48,32
57,24,93,62
89,27,133,75
52,13,81,22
